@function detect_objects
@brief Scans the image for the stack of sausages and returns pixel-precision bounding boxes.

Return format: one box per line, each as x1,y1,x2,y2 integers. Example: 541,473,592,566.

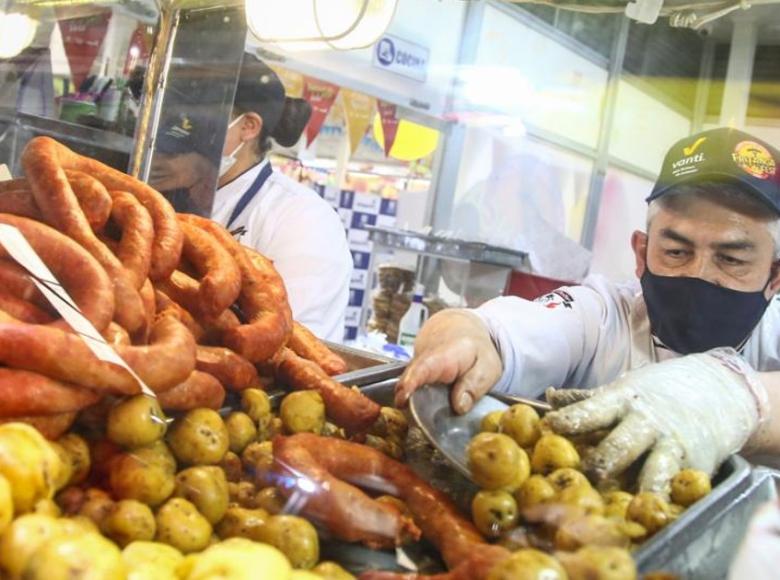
0,137,380,438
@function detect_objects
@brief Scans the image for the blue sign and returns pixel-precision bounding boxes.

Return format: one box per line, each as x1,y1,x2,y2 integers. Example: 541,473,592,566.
372,34,429,82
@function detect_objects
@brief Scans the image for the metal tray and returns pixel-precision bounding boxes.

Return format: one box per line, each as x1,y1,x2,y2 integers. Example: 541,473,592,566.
366,225,530,270
328,342,407,387
270,378,764,577
635,460,776,579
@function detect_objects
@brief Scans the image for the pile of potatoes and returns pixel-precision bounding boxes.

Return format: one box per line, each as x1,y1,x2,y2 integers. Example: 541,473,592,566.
0,389,361,579
467,404,713,580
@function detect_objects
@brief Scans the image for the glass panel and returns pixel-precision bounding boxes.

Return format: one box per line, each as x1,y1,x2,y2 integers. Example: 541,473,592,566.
0,1,159,173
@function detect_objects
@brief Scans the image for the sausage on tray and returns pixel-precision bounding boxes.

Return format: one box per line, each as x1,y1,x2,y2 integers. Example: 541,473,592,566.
195,346,259,391
157,370,226,411
0,214,114,332
273,347,380,434
177,218,241,318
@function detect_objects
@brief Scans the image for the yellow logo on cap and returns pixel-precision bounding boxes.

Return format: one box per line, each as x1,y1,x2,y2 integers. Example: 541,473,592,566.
683,137,707,156
181,116,193,131
732,141,776,180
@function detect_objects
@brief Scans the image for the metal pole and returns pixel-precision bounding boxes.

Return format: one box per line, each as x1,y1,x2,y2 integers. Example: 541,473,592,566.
129,3,178,179
579,15,630,251
691,37,715,133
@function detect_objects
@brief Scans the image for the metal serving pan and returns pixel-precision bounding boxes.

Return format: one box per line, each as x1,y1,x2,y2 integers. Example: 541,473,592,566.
271,378,763,577
327,341,407,387
635,460,775,579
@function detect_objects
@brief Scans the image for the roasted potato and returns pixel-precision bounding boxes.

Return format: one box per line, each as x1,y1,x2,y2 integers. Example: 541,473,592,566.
500,404,541,448
78,488,116,528
557,486,605,516
626,492,673,535
531,434,580,475
167,409,229,466
471,490,519,538
56,433,91,485
109,451,175,507
101,499,156,547
670,469,711,507
220,451,243,483
0,514,63,577
255,487,286,515
174,466,229,524
241,441,274,487
214,506,270,541
480,410,505,434
548,468,591,494
131,440,177,474
467,432,530,491
280,391,326,435
371,407,409,440
241,389,272,429
22,532,125,580
155,498,212,554
312,561,356,580
515,474,556,510
486,548,568,580
228,481,257,508
557,545,637,580
107,395,167,449
121,541,184,579
602,491,634,520
224,412,257,455
0,474,11,534
257,514,319,569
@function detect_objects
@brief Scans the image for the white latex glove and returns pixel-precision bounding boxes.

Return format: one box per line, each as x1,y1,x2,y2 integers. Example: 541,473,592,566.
729,501,780,580
545,348,769,497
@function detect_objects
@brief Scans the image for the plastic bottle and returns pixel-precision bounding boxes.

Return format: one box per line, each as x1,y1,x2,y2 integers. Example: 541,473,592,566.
398,284,429,355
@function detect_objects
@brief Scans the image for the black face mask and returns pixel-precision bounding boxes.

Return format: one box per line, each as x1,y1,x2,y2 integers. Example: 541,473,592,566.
640,268,772,355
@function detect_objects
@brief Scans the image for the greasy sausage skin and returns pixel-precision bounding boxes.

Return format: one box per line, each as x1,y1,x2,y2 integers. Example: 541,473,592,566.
273,348,380,434
177,218,241,318
178,214,291,363
157,370,226,411
195,346,259,391
0,214,115,332
288,321,348,376
0,368,100,417
22,136,183,280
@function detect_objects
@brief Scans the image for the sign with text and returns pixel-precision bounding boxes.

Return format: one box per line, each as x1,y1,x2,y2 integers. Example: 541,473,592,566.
372,34,429,82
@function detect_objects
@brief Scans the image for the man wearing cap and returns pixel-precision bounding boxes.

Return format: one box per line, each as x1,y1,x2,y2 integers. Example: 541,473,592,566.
211,54,352,341
396,127,780,495
149,112,220,215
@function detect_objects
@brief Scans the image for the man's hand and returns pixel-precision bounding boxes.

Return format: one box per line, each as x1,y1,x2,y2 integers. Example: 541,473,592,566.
544,349,769,498
394,309,502,414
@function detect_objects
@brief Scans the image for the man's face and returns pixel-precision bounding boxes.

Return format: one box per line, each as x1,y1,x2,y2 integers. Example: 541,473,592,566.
632,194,779,296
149,152,212,192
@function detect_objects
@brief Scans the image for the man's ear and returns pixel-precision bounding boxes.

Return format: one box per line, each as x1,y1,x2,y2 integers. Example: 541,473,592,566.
765,259,780,299
631,230,649,278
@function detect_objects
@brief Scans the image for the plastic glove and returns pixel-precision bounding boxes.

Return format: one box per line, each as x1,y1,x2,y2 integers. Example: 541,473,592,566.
728,501,780,580
545,348,769,497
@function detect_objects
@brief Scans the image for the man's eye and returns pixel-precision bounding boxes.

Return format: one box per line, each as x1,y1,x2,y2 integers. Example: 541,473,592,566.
664,249,688,258
718,254,747,266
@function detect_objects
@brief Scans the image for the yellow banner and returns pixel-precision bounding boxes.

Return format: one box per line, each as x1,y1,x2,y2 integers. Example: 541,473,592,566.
341,89,375,155
268,64,304,98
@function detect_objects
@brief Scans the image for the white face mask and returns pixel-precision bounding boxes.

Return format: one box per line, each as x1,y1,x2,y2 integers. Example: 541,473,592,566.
219,114,245,178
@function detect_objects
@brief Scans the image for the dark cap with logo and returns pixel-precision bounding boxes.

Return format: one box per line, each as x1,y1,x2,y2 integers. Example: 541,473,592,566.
647,127,780,214
156,112,219,158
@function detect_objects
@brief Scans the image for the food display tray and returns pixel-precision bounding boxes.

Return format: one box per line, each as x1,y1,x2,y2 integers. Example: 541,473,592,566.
270,378,767,577
635,460,778,579
327,342,407,387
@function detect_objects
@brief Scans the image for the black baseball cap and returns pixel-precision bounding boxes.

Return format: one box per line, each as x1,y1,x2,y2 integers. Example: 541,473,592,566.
232,54,286,137
156,112,218,157
647,127,780,214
